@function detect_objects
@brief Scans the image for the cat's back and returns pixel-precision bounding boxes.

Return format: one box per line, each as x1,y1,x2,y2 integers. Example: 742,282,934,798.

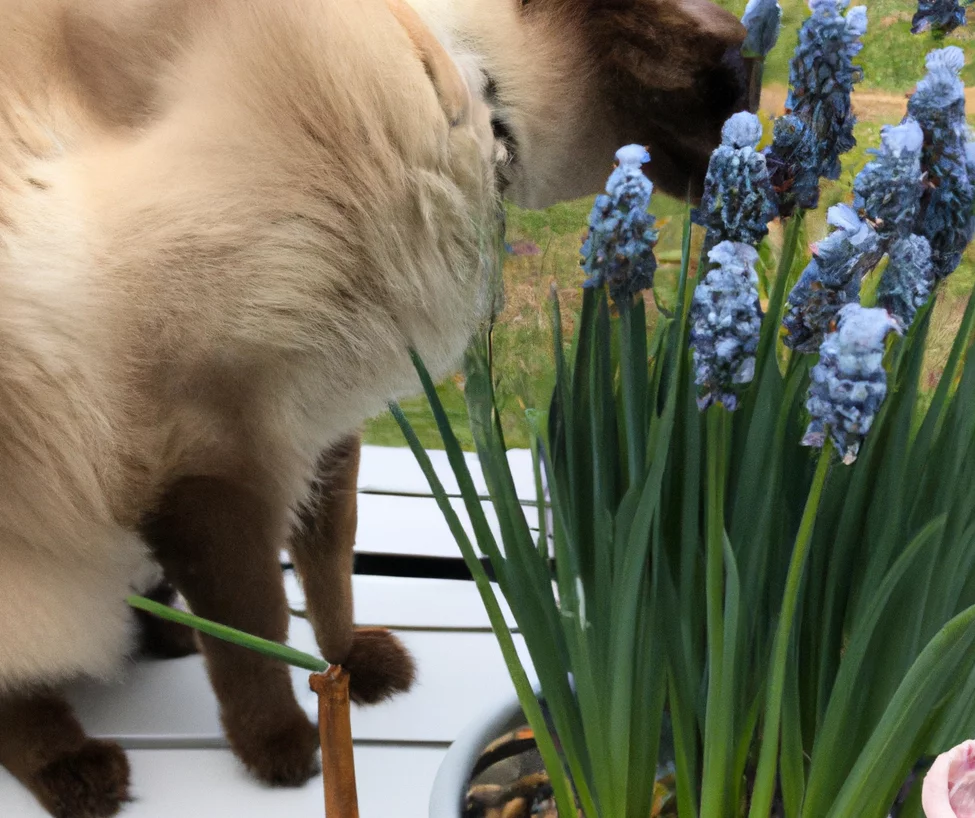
0,0,499,504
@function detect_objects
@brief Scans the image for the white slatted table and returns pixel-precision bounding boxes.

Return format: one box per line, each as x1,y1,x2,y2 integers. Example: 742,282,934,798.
0,446,539,818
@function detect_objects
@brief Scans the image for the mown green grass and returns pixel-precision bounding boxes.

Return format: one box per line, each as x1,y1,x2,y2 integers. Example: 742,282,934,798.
364,1,975,450
717,0,975,90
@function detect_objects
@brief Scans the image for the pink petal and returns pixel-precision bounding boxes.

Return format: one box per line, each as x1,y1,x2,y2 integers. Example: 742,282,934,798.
925,741,975,818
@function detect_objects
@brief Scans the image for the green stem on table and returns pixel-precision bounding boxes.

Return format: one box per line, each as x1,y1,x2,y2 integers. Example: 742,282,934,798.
748,440,833,818
700,406,730,817
126,595,329,673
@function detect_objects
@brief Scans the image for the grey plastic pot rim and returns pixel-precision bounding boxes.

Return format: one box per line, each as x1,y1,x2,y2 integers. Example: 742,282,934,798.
428,691,529,818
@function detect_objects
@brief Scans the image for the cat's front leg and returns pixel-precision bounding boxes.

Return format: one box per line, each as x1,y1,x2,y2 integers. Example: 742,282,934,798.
0,689,130,818
290,434,416,705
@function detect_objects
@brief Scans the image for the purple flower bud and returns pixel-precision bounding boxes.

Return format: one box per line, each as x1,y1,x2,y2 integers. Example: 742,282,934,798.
909,47,975,281
581,146,658,304
692,112,778,247
803,303,901,464
912,0,970,35
742,0,784,57
764,114,822,217
690,242,764,411
786,0,867,181
853,119,925,240
783,204,884,352
877,234,935,330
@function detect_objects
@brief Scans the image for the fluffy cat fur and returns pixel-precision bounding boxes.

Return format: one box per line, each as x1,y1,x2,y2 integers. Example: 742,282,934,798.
0,0,748,814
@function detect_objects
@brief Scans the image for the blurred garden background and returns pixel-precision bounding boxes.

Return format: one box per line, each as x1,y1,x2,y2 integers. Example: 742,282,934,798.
364,0,975,449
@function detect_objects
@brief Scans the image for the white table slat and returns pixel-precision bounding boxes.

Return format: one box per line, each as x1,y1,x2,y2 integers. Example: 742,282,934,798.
358,446,538,502
0,745,445,818
353,494,538,559
285,573,516,631
67,619,531,746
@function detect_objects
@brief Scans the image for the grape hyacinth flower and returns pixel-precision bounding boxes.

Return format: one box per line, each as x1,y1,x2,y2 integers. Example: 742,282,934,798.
582,145,657,304
803,303,901,464
783,204,883,352
877,234,935,330
742,0,783,57
692,112,778,247
764,113,822,217
786,0,867,181
689,242,764,411
908,47,975,280
581,145,658,305
852,119,925,240
912,0,970,35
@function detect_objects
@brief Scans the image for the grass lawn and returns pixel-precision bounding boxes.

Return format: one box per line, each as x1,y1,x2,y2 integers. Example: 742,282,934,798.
364,0,975,450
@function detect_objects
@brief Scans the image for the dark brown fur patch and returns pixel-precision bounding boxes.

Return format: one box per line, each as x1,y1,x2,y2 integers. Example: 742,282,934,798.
30,740,132,818
524,0,750,198
227,710,321,787
344,627,417,705
133,579,199,659
290,437,360,666
0,692,130,818
142,476,320,788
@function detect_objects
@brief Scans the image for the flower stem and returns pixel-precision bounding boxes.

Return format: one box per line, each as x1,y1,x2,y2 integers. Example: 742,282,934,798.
746,57,765,114
748,440,833,818
619,299,647,486
675,204,695,324
701,406,729,816
756,212,805,381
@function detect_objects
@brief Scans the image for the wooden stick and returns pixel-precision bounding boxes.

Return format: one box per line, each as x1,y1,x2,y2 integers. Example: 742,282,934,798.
310,667,359,818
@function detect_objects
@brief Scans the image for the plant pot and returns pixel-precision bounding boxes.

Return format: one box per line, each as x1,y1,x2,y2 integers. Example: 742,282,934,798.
429,693,528,817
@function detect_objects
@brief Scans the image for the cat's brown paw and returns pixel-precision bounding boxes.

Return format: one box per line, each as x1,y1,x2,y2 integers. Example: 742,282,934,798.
344,627,416,705
30,739,131,818
229,712,320,787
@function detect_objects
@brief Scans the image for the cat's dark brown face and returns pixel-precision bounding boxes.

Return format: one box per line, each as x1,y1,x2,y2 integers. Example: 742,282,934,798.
583,0,753,198
496,0,752,206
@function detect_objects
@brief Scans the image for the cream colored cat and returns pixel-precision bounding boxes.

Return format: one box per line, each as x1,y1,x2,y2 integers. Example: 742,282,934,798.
0,0,748,815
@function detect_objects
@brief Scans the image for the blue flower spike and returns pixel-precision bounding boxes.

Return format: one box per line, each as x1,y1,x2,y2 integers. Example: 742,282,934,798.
853,119,925,239
877,234,935,330
581,145,659,306
803,304,902,464
742,0,784,57
783,204,883,352
908,47,975,280
692,112,778,247
912,0,970,35
764,114,822,217
690,241,764,411
786,0,867,181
